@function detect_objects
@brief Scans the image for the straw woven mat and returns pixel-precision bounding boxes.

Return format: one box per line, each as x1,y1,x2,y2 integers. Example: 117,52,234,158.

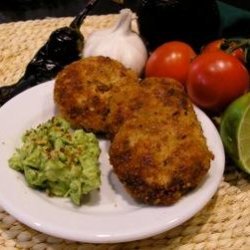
0,14,249,250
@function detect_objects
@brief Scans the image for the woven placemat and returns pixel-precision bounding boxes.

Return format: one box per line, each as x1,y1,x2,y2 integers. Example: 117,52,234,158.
0,15,250,250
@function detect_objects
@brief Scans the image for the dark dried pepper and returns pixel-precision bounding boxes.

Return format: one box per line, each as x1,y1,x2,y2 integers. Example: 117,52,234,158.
0,0,99,107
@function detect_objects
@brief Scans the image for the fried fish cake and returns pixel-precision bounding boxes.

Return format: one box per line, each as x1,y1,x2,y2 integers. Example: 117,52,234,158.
54,56,138,133
109,78,213,205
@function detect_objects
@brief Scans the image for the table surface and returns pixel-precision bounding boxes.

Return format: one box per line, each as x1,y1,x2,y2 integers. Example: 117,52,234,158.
0,0,250,23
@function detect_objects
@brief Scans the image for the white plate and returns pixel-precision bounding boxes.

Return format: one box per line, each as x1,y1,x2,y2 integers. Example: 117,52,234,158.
0,81,225,243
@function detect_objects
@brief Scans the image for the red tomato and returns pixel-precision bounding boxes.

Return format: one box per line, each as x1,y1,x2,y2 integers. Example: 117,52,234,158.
202,39,245,63
145,41,196,85
186,51,249,112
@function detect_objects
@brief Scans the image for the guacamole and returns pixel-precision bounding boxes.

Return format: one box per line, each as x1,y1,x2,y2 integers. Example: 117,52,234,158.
9,116,101,205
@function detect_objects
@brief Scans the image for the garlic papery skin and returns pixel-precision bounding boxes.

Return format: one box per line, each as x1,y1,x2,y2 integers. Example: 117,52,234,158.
83,9,148,76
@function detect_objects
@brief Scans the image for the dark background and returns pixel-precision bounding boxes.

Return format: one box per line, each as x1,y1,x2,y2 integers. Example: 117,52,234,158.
0,0,250,23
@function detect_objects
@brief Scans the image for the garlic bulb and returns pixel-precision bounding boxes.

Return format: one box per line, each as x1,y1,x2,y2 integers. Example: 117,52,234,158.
83,9,148,76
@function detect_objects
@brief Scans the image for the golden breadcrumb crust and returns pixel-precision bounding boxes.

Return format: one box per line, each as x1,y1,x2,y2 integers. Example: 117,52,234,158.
54,57,213,205
54,56,138,133
109,78,213,205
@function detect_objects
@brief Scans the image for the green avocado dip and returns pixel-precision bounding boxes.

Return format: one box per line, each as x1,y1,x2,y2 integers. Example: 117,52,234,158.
9,116,101,205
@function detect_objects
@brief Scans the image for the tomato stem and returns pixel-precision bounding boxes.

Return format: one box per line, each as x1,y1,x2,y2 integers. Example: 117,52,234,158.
225,38,250,53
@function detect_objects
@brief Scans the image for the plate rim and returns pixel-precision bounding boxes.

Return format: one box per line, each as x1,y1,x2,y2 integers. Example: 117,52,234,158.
0,81,225,243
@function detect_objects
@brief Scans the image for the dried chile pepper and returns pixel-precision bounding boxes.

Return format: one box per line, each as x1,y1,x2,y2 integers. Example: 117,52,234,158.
0,0,99,106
